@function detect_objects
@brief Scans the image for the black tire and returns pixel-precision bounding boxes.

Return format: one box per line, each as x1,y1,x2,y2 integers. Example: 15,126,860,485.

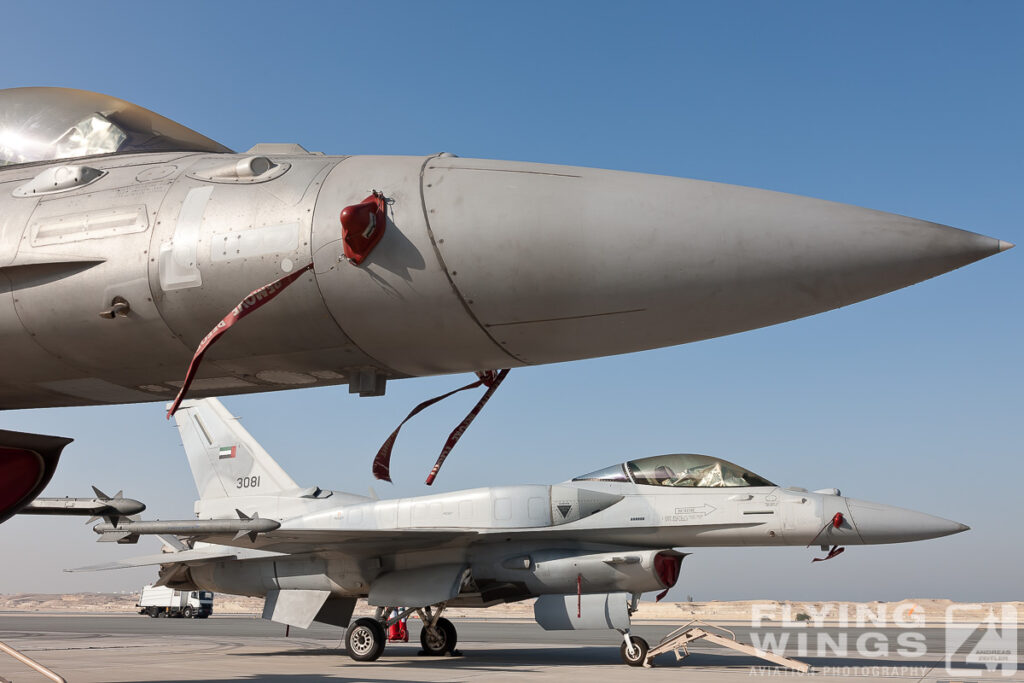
157,609,169,618
419,617,457,655
182,606,194,618
620,636,649,666
147,607,159,618
346,617,386,662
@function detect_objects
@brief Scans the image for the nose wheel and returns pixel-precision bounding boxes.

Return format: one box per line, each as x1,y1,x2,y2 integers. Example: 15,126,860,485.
620,635,649,666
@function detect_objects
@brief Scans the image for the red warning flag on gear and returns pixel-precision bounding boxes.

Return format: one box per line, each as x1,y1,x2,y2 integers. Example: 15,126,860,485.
166,263,314,418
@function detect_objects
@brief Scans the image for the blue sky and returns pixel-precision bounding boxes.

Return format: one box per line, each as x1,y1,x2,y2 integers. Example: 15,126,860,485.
0,1,1020,602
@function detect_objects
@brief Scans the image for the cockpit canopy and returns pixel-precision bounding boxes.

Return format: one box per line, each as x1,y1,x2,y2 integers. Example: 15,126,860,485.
0,87,231,168
573,454,775,488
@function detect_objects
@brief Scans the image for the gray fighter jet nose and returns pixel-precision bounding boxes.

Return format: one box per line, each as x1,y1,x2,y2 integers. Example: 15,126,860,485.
417,157,1010,368
846,499,969,544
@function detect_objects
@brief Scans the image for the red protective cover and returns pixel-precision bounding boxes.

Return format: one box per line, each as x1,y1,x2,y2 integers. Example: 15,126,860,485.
654,551,683,602
340,192,387,265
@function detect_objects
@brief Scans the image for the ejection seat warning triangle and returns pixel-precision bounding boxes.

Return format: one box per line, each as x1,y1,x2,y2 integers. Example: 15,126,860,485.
557,504,573,519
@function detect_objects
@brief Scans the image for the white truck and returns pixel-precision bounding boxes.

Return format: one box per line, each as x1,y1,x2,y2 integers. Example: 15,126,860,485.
137,585,213,618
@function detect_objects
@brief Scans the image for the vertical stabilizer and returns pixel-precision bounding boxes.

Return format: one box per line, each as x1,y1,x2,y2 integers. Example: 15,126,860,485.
171,398,297,500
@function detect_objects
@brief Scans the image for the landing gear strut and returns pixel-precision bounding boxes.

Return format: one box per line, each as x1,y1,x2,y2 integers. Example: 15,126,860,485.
618,595,649,666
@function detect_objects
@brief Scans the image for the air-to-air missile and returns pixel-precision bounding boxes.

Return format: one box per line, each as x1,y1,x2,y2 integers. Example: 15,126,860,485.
0,87,1011,518
19,485,145,524
92,509,278,544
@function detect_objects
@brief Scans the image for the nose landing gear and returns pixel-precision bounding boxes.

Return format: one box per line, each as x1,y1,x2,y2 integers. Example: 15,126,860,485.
619,631,650,666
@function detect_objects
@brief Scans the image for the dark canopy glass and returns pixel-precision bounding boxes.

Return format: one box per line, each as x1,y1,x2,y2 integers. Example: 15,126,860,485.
574,454,775,488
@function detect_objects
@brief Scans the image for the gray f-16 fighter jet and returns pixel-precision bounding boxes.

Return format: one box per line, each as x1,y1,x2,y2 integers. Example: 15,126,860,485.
70,398,968,664
0,87,1011,520
0,87,1011,412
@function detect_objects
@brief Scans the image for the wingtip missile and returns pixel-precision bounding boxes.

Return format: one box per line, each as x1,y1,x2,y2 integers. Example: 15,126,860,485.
22,491,146,525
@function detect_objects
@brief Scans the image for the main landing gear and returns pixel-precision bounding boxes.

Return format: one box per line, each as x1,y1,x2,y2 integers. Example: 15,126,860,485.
417,605,458,657
344,602,460,662
345,618,386,662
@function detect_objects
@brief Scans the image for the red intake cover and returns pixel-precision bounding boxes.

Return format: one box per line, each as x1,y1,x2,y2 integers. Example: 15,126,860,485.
654,551,683,589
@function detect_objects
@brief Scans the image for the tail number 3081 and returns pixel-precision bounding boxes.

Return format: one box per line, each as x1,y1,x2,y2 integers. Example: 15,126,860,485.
236,476,261,489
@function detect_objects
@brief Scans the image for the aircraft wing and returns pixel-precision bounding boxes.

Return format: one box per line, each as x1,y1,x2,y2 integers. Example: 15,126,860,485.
232,529,480,556
181,523,750,556
68,545,287,572
79,521,755,562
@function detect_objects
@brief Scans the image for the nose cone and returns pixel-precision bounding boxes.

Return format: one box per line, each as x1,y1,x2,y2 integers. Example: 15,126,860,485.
421,158,1007,366
109,498,147,516
846,498,969,544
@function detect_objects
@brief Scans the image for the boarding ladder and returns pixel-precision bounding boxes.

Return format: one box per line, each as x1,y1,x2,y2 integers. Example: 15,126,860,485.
643,620,810,672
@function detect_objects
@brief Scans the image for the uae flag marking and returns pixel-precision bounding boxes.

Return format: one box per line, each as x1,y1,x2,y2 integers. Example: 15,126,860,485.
218,446,237,460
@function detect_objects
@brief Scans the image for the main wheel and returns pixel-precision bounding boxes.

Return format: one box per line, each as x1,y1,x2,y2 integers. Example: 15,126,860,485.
620,636,649,666
346,617,386,662
419,617,457,655
147,607,159,618
182,606,194,618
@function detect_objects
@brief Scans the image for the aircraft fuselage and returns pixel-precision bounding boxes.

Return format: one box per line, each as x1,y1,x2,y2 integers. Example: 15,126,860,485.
0,149,1008,409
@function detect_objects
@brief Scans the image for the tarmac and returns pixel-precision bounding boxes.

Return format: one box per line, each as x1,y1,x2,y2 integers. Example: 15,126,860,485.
0,614,1020,682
